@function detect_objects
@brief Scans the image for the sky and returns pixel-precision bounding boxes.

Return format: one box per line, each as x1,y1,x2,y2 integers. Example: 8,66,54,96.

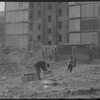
0,2,5,11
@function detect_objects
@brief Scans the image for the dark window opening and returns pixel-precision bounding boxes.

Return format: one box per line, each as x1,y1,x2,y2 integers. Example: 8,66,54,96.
58,9,62,16
48,4,51,10
48,41,52,45
30,35,33,42
48,28,51,34
58,34,62,42
48,16,51,22
58,21,62,29
37,23,41,30
29,13,33,19
38,10,41,17
30,23,33,30
37,35,41,40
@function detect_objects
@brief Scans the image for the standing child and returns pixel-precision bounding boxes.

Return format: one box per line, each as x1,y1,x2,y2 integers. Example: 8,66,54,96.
68,56,74,73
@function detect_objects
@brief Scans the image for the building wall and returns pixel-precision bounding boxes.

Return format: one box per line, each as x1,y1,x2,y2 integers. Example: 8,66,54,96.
0,11,5,46
5,2,100,49
28,2,69,47
5,2,29,49
68,2,100,45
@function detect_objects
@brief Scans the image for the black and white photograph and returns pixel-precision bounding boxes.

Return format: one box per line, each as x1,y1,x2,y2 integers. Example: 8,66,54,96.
0,1,100,99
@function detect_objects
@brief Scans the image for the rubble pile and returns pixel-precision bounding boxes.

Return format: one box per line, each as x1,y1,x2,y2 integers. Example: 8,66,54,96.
21,50,43,70
0,52,20,75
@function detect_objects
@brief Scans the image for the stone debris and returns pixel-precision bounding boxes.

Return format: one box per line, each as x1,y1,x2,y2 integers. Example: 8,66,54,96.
0,48,100,98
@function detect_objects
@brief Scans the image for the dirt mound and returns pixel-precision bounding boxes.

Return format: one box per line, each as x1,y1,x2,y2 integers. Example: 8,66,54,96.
0,62,19,75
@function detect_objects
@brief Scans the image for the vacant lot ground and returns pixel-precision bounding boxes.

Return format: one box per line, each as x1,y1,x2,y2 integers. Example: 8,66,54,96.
0,59,100,99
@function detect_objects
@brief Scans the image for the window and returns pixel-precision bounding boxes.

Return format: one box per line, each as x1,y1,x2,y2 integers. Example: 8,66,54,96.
38,10,41,17
48,16,51,22
48,41,52,45
37,35,41,40
48,4,51,9
30,23,33,30
29,13,33,19
58,34,62,42
58,9,62,16
69,19,80,32
48,28,51,34
69,6,80,18
37,23,41,30
58,21,62,29
30,35,33,42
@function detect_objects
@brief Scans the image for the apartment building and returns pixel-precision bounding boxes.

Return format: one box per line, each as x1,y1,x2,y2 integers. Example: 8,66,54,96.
5,2,100,49
68,2,100,44
5,2,68,49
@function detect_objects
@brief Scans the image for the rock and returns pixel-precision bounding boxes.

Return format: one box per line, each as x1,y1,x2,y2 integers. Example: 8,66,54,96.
51,82,59,86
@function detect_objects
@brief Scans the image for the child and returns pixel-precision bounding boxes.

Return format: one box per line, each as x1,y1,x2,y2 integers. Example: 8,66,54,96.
68,56,74,73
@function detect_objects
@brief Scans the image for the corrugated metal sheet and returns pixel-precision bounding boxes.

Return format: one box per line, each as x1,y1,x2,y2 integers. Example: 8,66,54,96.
6,35,28,48
18,11,23,22
6,24,16,35
81,32,98,44
18,2,29,10
18,35,28,48
23,2,29,9
23,23,28,34
15,24,19,35
81,19,99,31
69,19,80,32
23,11,28,21
6,12,12,23
6,12,16,23
69,6,80,18
6,24,19,35
18,11,28,22
81,4,98,18
15,2,19,10
6,2,16,11
6,2,19,11
6,23,28,35
6,36,19,47
6,11,28,23
69,33,80,44
74,47,90,60
18,23,24,34
15,12,19,22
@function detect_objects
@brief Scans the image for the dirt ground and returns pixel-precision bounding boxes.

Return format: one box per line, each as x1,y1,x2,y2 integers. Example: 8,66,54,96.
0,59,100,99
